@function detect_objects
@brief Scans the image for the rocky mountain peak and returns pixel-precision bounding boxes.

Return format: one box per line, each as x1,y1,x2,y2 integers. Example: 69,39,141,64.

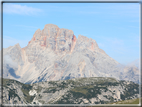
2,24,140,84
44,23,59,29
14,43,21,49
27,24,100,55
78,34,89,41
76,34,99,52
27,24,77,54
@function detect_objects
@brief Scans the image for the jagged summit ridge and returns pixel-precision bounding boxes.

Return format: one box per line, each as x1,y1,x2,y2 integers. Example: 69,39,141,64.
27,24,100,54
27,24,77,54
2,24,139,84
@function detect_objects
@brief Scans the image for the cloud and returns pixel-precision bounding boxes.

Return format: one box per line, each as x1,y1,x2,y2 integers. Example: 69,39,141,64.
3,36,29,48
4,55,18,68
3,3,42,15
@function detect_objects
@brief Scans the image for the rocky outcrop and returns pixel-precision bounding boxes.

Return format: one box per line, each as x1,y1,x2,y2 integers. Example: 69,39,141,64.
1,77,139,105
2,24,140,84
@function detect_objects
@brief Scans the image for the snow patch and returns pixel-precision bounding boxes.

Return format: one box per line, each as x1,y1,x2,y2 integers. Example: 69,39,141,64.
29,90,37,96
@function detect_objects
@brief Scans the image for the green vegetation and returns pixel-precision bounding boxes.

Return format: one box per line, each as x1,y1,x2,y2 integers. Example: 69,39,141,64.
111,98,140,104
2,77,140,105
21,84,35,103
13,100,17,104
87,98,141,107
34,85,42,93
3,78,35,103
43,87,57,93
39,100,45,104
48,81,57,86
3,78,22,101
43,80,70,93
21,89,35,103
120,82,139,100
3,78,23,87
8,88,21,101
55,77,139,104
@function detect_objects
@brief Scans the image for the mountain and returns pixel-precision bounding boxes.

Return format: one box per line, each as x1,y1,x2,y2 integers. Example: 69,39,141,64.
1,77,139,105
2,24,140,84
127,59,140,70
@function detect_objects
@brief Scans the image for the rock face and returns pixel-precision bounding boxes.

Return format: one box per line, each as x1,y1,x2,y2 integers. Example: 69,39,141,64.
2,24,140,84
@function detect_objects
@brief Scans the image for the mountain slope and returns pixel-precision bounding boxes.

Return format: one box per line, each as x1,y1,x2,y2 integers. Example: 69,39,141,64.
127,59,140,70
110,98,140,104
2,24,140,84
1,77,140,105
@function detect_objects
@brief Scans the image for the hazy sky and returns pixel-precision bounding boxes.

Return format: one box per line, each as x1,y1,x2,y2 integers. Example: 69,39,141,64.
3,3,140,65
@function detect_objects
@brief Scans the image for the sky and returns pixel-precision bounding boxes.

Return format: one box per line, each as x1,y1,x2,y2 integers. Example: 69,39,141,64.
3,3,140,65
